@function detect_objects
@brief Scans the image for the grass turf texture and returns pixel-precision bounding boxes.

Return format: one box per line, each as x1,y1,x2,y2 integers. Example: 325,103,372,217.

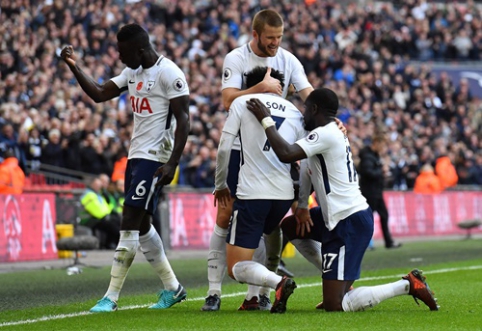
0,239,481,330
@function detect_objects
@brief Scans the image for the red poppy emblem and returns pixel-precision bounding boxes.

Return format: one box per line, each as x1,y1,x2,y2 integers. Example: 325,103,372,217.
136,82,143,91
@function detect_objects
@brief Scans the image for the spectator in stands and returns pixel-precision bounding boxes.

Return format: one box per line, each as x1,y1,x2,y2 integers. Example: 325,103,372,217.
79,176,120,249
0,0,481,191
0,123,26,173
435,150,459,189
0,149,25,194
40,128,64,184
358,134,401,249
413,164,444,194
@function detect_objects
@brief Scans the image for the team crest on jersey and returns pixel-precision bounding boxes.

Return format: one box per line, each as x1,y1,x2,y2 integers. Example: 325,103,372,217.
306,132,319,143
146,80,156,92
223,68,232,82
173,78,185,91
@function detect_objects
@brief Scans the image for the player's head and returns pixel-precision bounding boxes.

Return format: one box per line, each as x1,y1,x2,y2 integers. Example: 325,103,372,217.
252,9,284,57
116,23,152,69
245,66,285,90
303,88,339,131
371,134,387,154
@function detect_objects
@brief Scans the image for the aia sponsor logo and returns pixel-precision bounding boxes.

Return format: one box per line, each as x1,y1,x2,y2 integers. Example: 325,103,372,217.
130,96,153,113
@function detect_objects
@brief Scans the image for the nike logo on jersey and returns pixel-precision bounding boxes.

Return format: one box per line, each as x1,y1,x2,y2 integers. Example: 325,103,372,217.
322,269,332,274
128,79,135,84
132,196,145,200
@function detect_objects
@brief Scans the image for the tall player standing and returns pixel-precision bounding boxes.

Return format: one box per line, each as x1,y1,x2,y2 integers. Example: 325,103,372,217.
202,9,313,312
61,23,190,312
214,66,307,314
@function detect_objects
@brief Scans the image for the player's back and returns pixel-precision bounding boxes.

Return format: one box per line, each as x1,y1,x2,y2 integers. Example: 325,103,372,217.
228,93,305,200
300,123,368,230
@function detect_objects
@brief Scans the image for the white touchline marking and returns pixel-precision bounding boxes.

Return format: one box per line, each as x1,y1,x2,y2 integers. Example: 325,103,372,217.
1,265,481,327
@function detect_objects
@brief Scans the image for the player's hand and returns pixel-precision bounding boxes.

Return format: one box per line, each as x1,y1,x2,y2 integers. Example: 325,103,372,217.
335,118,347,136
214,188,231,208
246,98,271,122
60,45,76,67
261,67,282,95
295,208,313,238
154,162,177,187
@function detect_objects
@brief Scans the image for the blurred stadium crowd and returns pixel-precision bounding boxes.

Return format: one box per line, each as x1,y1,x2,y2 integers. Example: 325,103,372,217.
0,0,481,190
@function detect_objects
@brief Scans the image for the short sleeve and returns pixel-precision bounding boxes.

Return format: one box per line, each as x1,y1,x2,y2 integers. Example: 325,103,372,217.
161,65,189,99
110,68,129,90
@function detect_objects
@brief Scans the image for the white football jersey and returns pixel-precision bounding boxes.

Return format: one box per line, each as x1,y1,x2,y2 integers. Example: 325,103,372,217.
111,56,189,163
223,93,306,200
295,122,369,230
222,44,312,150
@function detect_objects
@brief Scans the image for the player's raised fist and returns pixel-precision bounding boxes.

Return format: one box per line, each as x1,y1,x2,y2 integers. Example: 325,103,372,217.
60,45,76,66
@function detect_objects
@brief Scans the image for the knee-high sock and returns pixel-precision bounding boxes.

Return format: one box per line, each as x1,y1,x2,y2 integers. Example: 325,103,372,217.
341,280,410,311
245,237,265,300
232,260,282,290
104,231,139,302
206,224,228,296
139,225,179,291
264,227,282,272
291,238,323,272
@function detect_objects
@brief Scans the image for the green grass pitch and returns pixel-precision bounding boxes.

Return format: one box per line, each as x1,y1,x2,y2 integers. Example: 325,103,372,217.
1,238,481,330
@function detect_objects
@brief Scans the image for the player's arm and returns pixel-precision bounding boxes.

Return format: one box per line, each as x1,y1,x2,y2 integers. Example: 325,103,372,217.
246,98,306,163
294,160,313,236
214,131,236,207
297,86,314,102
60,45,121,102
155,95,190,187
222,67,282,110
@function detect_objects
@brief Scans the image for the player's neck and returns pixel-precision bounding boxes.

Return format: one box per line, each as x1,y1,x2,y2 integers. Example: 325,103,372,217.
141,49,161,69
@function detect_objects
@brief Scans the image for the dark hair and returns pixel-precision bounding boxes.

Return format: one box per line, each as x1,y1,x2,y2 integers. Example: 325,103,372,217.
252,9,284,35
245,66,285,89
117,23,150,48
307,88,339,117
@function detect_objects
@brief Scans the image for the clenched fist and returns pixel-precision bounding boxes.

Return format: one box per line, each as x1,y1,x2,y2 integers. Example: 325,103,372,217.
60,45,76,66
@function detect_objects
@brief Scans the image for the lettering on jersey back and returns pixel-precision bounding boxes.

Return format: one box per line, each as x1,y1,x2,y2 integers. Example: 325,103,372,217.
130,96,153,114
265,101,285,112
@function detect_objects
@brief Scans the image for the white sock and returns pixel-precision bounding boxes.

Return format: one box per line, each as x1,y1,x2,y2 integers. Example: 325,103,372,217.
246,237,265,300
232,261,282,290
342,280,410,311
139,225,179,291
206,224,228,296
291,238,323,272
104,231,139,302
264,228,282,272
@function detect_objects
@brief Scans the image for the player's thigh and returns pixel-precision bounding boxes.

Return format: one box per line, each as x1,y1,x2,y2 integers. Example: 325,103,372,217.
263,199,293,235
123,158,163,225
321,208,373,281
226,199,269,250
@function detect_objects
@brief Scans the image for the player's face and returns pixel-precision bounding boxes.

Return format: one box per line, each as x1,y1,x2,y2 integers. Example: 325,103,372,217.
117,41,142,69
255,24,283,57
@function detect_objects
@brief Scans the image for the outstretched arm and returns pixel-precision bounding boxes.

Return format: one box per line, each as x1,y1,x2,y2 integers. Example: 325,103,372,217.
246,98,307,163
61,45,121,103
